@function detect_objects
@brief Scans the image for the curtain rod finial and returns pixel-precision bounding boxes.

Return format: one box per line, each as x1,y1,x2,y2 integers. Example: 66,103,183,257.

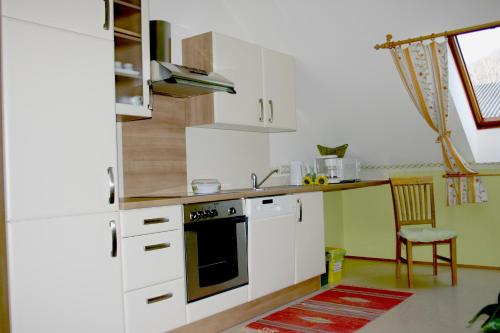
386,34,393,42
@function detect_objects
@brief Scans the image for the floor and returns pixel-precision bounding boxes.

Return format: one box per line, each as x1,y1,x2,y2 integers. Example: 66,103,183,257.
223,258,500,333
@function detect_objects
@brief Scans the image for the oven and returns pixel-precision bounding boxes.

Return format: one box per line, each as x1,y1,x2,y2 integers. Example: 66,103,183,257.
184,199,248,303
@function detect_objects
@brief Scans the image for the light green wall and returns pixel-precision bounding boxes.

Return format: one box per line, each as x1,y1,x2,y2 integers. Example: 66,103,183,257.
324,169,500,267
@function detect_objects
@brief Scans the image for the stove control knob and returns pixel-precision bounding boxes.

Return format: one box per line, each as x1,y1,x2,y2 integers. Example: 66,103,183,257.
190,212,199,221
197,210,205,218
228,207,237,215
211,209,218,217
204,210,212,217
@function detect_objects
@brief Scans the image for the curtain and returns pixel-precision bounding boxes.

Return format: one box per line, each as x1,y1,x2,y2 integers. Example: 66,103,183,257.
390,41,487,205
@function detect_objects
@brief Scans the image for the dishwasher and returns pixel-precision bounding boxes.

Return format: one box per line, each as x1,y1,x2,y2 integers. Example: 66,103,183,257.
246,195,296,300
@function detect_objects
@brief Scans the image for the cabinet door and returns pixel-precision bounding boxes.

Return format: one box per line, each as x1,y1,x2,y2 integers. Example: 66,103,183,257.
262,48,296,131
1,0,113,40
7,213,125,333
2,18,118,221
295,192,325,283
213,33,265,128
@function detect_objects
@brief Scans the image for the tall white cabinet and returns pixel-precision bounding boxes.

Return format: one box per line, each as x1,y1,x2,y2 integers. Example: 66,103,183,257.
1,2,124,331
2,17,118,221
7,213,125,333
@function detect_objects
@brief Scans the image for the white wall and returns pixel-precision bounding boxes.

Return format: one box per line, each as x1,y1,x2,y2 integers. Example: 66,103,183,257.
150,0,500,187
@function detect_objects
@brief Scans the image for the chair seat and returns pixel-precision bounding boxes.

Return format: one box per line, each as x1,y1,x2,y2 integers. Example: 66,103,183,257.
398,228,458,242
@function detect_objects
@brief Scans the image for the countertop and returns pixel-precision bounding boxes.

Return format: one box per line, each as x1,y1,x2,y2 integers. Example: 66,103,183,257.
119,180,390,210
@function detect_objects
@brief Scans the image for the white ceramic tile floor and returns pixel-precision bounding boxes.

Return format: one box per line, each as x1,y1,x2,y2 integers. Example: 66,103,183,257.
222,259,500,333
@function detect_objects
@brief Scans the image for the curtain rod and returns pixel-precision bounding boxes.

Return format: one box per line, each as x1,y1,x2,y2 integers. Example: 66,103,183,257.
374,20,500,50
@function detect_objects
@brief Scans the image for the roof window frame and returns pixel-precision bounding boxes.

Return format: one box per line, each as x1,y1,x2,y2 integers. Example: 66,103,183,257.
448,25,500,129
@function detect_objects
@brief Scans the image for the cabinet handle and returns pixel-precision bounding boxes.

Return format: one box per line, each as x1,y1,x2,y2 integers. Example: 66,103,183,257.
268,100,274,123
143,217,170,225
147,293,173,304
297,199,303,222
144,243,171,252
258,98,264,122
103,0,110,30
107,167,115,204
110,220,117,257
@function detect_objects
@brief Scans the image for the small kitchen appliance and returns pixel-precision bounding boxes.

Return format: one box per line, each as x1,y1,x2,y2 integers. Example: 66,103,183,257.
315,156,361,183
289,160,306,186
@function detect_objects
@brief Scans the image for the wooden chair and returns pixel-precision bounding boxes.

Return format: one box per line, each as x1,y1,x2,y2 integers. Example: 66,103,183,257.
390,177,458,288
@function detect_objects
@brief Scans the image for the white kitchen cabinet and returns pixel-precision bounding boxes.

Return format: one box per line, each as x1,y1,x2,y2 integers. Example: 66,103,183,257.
114,0,152,120
1,0,113,40
183,32,296,132
120,205,186,332
121,230,184,292
262,48,297,130
124,279,186,333
2,18,118,221
294,192,326,283
212,33,264,128
7,212,125,333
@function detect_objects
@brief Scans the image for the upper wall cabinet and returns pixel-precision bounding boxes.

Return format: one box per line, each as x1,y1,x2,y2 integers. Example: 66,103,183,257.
1,0,114,40
114,0,151,120
183,32,296,133
2,18,118,221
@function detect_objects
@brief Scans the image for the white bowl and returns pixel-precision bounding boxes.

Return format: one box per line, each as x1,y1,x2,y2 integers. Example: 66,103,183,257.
191,179,221,194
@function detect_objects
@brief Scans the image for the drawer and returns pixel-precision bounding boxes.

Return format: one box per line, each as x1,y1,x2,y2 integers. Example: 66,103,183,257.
122,230,184,292
120,206,182,237
124,279,187,333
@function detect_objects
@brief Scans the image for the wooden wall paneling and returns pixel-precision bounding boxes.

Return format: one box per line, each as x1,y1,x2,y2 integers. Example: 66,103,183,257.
0,6,11,331
121,95,188,197
182,32,215,127
171,276,320,333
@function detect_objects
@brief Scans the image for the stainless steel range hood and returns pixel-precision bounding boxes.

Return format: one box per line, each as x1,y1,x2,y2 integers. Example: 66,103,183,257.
149,21,236,98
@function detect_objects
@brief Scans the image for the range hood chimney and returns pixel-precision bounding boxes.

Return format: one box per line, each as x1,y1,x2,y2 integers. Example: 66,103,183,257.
149,21,236,98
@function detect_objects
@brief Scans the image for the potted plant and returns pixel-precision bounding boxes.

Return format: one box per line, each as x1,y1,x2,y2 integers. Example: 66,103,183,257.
469,292,500,332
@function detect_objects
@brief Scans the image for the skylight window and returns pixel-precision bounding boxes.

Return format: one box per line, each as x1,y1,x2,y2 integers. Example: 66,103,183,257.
449,25,500,128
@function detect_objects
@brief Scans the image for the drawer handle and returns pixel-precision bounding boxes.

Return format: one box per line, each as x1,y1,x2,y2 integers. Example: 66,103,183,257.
147,292,173,304
144,243,171,252
143,217,170,225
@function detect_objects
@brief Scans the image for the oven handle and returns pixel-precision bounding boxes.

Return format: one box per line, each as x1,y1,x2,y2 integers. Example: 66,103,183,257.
184,216,247,229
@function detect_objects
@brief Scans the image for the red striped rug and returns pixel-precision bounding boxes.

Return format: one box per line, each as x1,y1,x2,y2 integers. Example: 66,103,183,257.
245,285,413,333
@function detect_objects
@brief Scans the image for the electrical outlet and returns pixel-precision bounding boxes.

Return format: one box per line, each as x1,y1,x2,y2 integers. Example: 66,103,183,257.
279,164,290,175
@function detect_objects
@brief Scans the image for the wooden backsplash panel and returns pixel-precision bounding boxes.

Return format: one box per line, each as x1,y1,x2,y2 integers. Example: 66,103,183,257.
121,95,188,197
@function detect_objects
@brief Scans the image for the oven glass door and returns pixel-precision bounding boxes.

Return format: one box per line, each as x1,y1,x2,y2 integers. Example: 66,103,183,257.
185,216,248,302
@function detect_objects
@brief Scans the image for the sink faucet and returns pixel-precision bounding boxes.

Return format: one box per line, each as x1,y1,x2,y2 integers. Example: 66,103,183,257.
251,168,279,190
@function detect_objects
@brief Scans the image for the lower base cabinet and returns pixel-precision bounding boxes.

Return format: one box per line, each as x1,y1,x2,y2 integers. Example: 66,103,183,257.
124,279,187,333
7,213,125,333
119,205,187,333
294,192,326,283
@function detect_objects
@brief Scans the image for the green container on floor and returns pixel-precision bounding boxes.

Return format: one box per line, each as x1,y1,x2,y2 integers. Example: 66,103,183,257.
322,247,346,285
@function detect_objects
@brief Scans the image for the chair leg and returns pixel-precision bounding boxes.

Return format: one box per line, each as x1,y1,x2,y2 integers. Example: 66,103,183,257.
395,237,401,279
406,240,414,288
432,243,438,276
450,238,457,286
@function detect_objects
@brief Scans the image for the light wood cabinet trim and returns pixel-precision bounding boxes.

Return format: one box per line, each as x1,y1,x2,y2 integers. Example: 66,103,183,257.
121,95,188,197
182,32,215,126
170,276,320,333
0,12,11,331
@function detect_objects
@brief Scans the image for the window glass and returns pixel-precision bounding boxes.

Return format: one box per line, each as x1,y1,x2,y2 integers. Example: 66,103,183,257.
456,27,500,121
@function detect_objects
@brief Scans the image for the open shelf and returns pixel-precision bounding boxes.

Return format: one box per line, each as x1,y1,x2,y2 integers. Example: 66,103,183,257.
114,27,141,39
115,71,142,80
114,0,141,10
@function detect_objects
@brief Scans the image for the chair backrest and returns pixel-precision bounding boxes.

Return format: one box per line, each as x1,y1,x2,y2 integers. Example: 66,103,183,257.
390,176,436,231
